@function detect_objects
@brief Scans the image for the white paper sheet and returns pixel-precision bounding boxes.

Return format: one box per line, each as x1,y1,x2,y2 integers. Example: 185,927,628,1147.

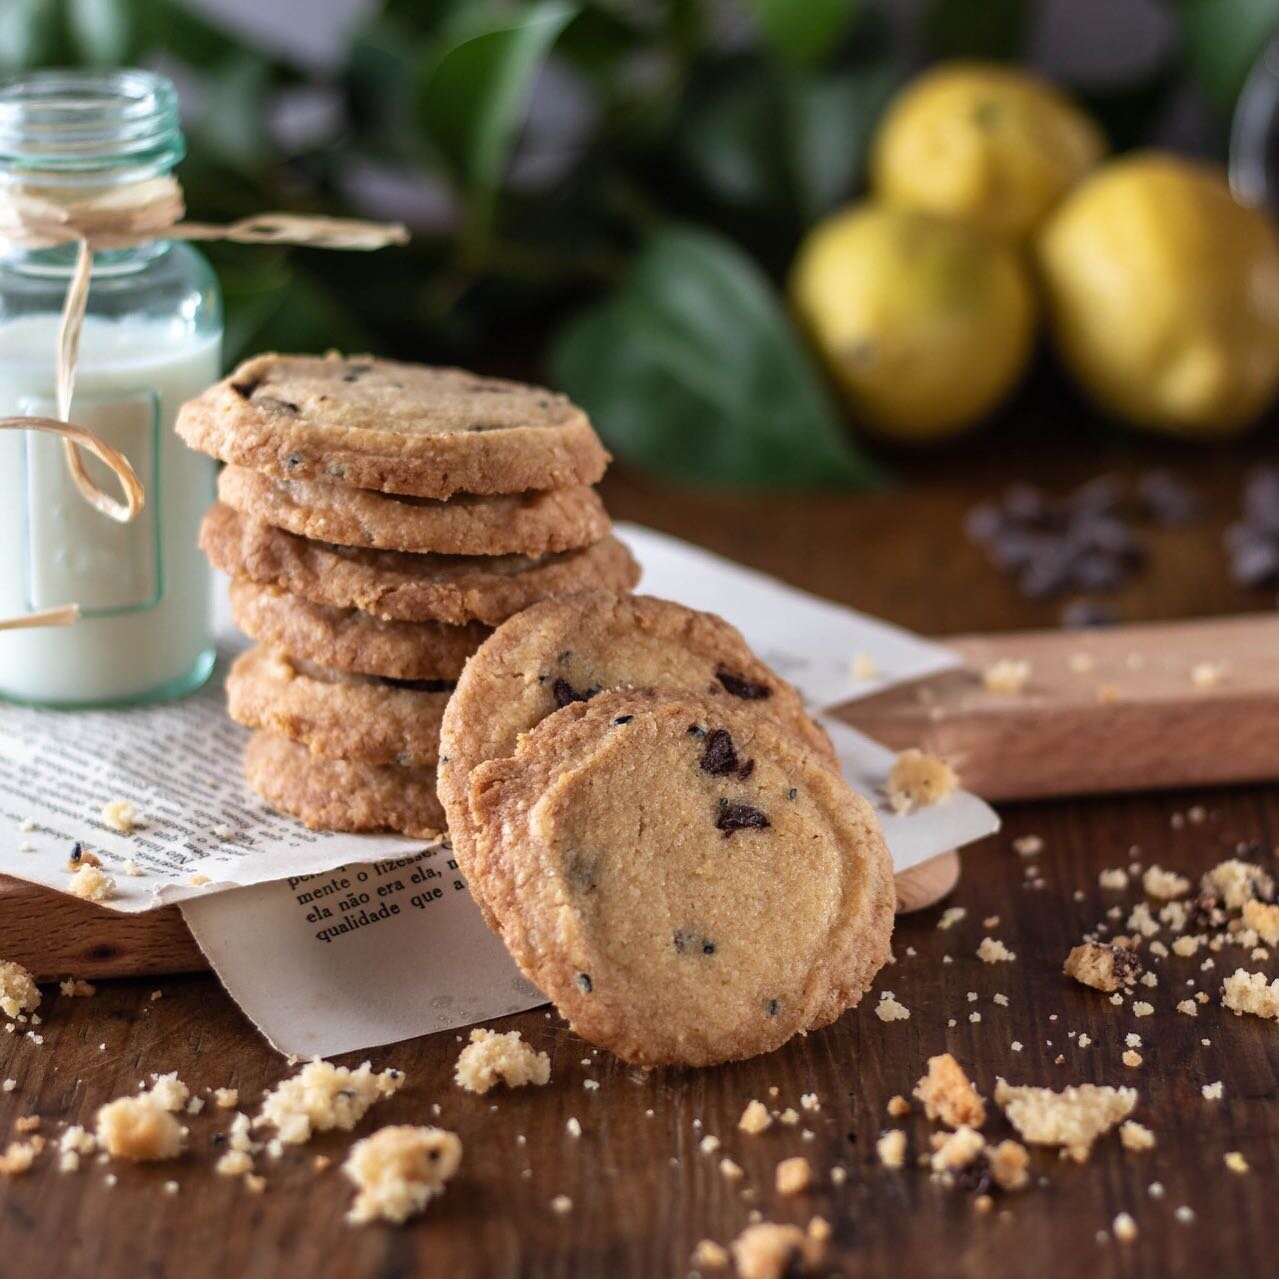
180,849,544,1057
617,523,961,706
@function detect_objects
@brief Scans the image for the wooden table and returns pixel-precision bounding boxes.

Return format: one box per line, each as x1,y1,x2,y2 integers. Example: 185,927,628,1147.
4,419,1278,1278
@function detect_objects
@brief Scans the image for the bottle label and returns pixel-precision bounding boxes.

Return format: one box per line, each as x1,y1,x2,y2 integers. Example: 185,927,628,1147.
21,390,161,615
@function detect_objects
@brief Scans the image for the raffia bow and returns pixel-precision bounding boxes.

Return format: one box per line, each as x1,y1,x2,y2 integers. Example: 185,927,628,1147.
0,174,407,632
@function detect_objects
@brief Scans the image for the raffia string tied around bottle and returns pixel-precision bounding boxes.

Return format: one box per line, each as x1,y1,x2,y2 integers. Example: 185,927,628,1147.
0,173,408,632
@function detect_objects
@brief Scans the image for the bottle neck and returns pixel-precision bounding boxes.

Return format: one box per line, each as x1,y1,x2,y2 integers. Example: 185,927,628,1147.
0,236,172,278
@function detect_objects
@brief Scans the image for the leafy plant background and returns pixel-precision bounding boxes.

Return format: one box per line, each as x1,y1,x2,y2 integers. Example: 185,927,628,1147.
4,0,1276,487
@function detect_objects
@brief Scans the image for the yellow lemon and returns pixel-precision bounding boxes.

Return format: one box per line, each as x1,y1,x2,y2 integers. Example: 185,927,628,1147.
790,203,1035,439
872,62,1105,240
1038,152,1279,435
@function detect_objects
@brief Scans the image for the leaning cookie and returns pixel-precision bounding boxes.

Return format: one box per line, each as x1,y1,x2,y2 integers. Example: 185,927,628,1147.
465,690,894,1067
229,580,490,682
218,466,612,557
202,503,641,625
226,646,451,768
437,590,835,893
177,352,609,499
244,731,445,839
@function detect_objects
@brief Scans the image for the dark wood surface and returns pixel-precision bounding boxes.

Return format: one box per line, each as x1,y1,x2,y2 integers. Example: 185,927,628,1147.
4,424,1279,1279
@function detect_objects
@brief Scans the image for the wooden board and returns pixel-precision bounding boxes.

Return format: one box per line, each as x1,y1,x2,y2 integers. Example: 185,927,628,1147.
8,611,1275,981
0,852,961,981
838,613,1279,800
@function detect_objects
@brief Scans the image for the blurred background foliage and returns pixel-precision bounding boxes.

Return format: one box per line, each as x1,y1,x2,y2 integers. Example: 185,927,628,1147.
2,0,1276,486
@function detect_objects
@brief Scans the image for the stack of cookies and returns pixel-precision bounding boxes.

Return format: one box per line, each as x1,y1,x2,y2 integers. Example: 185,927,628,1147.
176,352,640,838
437,591,896,1067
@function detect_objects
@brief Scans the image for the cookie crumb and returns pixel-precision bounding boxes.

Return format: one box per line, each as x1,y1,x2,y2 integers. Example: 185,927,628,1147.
1221,968,1279,1020
1224,1151,1249,1174
738,1099,772,1135
454,1028,550,1094
58,978,95,998
0,1137,44,1176
988,1139,1030,1191
1131,1001,1154,1018
257,1059,403,1145
914,1054,985,1129
1013,835,1044,857
730,1221,824,1279
876,1129,907,1169
886,1094,911,1119
100,800,139,833
67,864,116,903
994,1080,1136,1161
1098,868,1129,890
343,1125,461,1225
1142,865,1190,900
0,961,40,1021
692,1239,730,1269
977,937,1016,964
1121,1050,1143,1069
1201,1082,1223,1100
982,659,1031,695
850,653,878,681
95,1096,185,1161
885,749,957,815
719,1157,743,1181
550,1194,573,1215
1190,662,1224,689
937,907,967,931
122,860,144,877
875,993,911,1022
775,1156,813,1196
1113,1212,1138,1244
214,1088,239,1109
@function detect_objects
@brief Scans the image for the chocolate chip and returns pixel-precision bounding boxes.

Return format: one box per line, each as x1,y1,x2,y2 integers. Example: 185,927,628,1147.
700,728,740,776
687,724,706,737
68,842,83,864
715,800,770,837
256,396,299,415
736,759,755,781
552,679,598,709
1137,470,1200,526
284,452,303,471
716,667,772,700
1060,599,1117,629
612,715,633,725
673,930,716,956
575,973,592,993
787,787,798,800
340,363,371,382
765,998,781,1017
230,376,260,399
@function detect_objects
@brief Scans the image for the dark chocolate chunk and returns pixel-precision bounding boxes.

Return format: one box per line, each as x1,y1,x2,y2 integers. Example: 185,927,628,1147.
715,800,770,837
552,678,598,709
68,842,83,864
736,759,755,781
715,667,772,700
700,728,740,776
1137,470,1200,526
230,376,261,399
612,715,633,725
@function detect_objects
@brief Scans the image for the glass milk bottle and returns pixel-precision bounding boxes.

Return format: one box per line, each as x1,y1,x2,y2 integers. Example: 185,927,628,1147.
0,70,221,706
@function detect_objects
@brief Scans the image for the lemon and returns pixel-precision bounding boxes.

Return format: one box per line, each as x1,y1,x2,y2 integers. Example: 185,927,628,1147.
790,203,1036,439
1038,152,1279,435
872,62,1105,241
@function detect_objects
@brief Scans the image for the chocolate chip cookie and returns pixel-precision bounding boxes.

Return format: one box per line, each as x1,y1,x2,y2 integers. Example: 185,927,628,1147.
177,352,609,499
244,731,445,839
201,503,640,625
465,690,894,1067
226,645,451,768
437,591,835,887
228,580,490,682
218,466,611,556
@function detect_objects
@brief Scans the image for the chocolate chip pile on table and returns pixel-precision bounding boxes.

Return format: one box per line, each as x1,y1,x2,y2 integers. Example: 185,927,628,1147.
965,476,1149,608
1224,466,1279,595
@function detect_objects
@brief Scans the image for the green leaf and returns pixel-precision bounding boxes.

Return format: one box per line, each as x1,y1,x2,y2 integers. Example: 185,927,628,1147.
551,227,883,489
746,0,860,67
66,0,144,64
923,0,1032,60
0,0,65,71
1177,0,1279,116
418,1,578,245
191,55,274,173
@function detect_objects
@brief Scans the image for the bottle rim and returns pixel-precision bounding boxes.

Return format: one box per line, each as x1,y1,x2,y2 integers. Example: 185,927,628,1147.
0,68,184,185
